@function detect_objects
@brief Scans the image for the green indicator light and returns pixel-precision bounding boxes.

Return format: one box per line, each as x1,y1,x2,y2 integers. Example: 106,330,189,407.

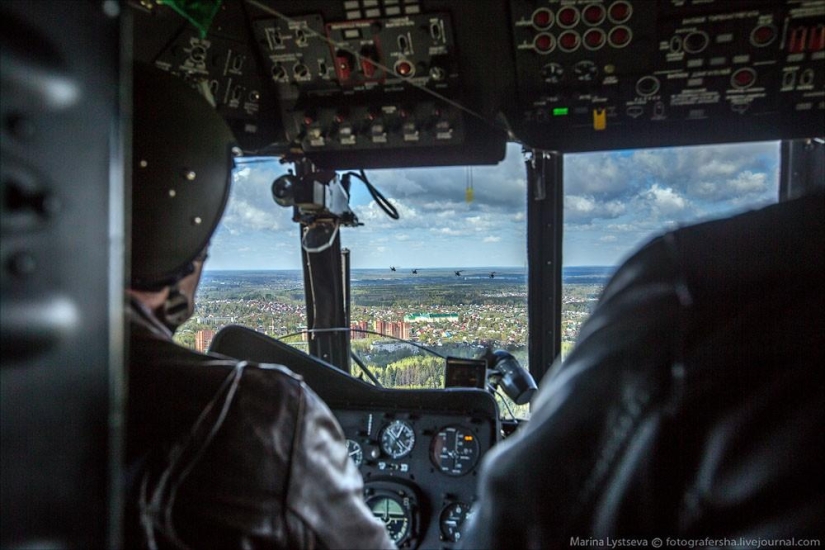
552,107,569,116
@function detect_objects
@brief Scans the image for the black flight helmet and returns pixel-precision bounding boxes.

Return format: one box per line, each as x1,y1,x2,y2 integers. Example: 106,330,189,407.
131,63,237,289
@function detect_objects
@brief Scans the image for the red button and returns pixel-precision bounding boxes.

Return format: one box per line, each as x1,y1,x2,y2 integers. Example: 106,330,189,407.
557,7,579,28
583,5,605,25
534,33,555,53
609,1,631,23
609,26,631,47
750,25,776,47
584,29,605,49
396,61,413,76
559,31,580,51
732,68,756,88
532,8,553,30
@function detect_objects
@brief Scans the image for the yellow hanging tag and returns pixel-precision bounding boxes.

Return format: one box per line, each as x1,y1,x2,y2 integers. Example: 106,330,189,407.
465,166,474,203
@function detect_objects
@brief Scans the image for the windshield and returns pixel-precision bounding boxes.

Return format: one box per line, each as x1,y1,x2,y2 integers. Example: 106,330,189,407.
561,141,781,359
173,140,780,419
174,143,530,411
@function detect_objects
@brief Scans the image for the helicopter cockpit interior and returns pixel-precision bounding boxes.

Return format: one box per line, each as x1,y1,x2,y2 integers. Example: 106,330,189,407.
1,0,823,548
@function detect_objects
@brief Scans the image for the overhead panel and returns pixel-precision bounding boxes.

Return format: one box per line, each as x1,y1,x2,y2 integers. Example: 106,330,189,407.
132,0,824,162
252,11,468,156
507,0,825,152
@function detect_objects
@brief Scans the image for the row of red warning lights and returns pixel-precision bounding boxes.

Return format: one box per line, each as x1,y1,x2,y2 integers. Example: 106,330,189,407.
530,1,632,30
787,25,825,54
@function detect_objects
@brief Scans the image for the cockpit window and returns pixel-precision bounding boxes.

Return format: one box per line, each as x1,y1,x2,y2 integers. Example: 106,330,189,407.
174,144,530,416
561,141,780,359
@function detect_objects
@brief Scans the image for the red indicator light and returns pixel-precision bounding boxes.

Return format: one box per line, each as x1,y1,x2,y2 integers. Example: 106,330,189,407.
362,58,377,78
559,31,580,51
534,33,556,53
788,27,808,53
751,25,776,46
609,26,631,48
584,29,605,49
532,8,553,30
609,1,632,24
557,7,579,28
396,61,413,76
336,56,352,81
810,26,825,51
732,68,756,88
583,5,605,26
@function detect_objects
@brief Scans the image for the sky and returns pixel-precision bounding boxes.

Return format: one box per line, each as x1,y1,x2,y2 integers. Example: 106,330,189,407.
207,140,780,270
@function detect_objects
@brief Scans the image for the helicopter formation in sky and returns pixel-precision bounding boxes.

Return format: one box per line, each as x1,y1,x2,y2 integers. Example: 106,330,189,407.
389,267,496,278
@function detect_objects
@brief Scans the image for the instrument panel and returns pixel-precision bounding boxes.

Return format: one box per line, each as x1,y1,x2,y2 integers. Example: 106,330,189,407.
335,410,496,548
208,325,500,549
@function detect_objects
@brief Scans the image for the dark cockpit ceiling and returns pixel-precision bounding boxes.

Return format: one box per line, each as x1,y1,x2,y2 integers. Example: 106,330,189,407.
131,0,824,169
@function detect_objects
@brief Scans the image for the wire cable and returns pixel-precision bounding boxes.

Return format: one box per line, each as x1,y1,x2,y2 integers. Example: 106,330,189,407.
343,170,399,220
278,326,447,358
490,385,517,419
350,351,383,387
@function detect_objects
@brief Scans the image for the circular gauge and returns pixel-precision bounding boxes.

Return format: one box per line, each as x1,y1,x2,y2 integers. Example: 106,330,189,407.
380,420,416,459
367,494,411,545
346,439,363,467
431,425,480,475
440,502,473,542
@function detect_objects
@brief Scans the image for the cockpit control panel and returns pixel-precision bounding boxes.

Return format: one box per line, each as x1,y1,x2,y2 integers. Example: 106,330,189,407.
208,325,500,549
337,410,495,547
132,0,824,168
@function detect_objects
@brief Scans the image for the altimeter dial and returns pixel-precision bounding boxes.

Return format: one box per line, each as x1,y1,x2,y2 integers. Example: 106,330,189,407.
346,439,364,467
380,420,416,459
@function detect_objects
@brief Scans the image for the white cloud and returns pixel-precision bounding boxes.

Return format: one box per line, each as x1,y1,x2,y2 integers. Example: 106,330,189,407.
729,170,769,193
434,227,465,236
565,195,627,223
222,199,284,232
483,235,502,243
643,184,688,216
697,159,740,178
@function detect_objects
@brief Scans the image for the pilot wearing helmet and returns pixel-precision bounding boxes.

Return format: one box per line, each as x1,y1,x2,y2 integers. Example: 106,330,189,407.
125,64,394,549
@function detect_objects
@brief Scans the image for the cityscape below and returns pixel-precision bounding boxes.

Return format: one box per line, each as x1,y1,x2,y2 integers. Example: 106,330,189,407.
176,266,615,390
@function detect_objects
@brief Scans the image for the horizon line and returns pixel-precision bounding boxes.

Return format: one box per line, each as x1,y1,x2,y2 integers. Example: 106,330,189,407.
203,265,616,272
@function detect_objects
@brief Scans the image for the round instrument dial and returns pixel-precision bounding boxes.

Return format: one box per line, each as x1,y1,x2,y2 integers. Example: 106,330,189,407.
431,425,480,475
439,501,474,542
367,495,411,545
380,420,416,459
346,439,363,467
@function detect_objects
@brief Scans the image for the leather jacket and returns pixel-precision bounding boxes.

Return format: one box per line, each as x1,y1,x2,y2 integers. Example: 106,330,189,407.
125,299,395,549
461,193,824,548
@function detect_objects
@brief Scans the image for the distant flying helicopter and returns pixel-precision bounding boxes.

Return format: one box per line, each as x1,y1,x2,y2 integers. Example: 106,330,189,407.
454,270,463,276
489,272,496,278
412,269,418,274
390,266,396,272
